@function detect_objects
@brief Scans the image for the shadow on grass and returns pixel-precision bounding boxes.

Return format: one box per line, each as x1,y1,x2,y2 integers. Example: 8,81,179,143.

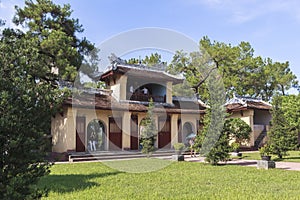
39,171,122,194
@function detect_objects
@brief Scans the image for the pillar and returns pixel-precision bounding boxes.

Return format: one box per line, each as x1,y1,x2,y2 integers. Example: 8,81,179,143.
122,112,131,150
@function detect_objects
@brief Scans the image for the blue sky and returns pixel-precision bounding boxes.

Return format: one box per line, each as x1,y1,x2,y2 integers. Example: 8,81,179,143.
1,0,300,92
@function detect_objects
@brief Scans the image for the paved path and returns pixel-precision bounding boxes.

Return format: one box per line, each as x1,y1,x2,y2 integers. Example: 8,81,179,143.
185,156,300,171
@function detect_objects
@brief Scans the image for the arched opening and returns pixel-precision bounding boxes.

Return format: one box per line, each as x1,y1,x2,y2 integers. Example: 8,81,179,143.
139,118,147,150
87,120,106,151
182,122,194,146
127,81,166,103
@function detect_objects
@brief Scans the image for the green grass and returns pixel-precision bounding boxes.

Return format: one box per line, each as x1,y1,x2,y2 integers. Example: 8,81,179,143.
39,158,300,200
242,151,300,162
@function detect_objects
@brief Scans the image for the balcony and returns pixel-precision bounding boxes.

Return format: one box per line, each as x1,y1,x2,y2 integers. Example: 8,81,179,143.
129,93,165,103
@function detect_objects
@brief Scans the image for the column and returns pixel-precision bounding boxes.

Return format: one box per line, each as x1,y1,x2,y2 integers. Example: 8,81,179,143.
171,114,179,146
122,111,131,150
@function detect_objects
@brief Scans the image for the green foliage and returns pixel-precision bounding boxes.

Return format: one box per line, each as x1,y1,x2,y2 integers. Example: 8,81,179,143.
197,108,251,164
140,99,157,156
224,118,251,144
268,96,298,159
281,95,300,146
231,142,240,152
13,0,96,83
203,133,231,165
195,69,228,165
173,143,185,151
259,144,272,156
167,36,298,101
126,53,165,67
0,0,94,199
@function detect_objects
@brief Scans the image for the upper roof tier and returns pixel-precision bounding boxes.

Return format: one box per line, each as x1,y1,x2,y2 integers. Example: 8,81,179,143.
99,54,184,84
225,95,272,111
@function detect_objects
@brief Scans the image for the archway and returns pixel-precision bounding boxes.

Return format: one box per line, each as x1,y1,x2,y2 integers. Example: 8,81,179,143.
139,118,147,150
87,120,106,151
182,122,194,145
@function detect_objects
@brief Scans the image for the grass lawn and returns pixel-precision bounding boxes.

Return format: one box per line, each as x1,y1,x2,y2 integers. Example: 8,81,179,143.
39,158,300,200
241,151,300,162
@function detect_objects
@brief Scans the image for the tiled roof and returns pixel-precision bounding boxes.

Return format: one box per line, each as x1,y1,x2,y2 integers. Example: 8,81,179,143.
100,64,184,84
64,93,205,114
225,96,271,111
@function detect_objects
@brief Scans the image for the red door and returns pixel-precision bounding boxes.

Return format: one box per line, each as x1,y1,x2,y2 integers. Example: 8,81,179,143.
130,115,139,150
109,118,122,150
76,116,86,152
158,116,171,149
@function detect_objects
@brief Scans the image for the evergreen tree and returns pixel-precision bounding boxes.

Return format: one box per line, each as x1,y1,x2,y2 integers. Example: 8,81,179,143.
268,96,298,159
0,0,95,198
194,64,227,165
140,99,157,157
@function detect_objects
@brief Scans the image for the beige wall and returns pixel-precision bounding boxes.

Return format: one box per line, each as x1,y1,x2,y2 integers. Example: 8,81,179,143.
166,81,172,104
52,105,203,152
52,107,113,153
110,74,128,101
52,107,77,153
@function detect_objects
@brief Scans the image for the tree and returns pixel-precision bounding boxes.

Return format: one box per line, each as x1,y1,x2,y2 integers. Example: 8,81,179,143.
197,118,251,165
0,0,95,199
140,99,157,156
224,118,251,144
167,36,298,101
126,53,165,67
281,95,300,142
195,68,228,165
268,96,298,159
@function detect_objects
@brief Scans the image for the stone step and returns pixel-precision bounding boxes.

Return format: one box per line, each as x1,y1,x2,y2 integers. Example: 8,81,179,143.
68,150,177,162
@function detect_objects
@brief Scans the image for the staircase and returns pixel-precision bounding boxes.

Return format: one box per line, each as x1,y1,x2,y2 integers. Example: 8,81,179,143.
68,150,176,162
254,126,267,149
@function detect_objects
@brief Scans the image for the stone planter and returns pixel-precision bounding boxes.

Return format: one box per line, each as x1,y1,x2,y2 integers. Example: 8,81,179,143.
172,154,185,161
257,160,276,169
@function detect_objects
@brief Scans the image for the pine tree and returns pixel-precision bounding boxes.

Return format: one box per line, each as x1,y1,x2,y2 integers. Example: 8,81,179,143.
268,96,298,159
0,0,95,198
140,99,157,157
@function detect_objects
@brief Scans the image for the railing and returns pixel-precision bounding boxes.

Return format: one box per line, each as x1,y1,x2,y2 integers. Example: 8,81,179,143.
129,93,165,103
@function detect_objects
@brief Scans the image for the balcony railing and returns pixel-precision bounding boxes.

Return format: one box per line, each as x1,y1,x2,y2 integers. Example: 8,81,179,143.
129,93,165,103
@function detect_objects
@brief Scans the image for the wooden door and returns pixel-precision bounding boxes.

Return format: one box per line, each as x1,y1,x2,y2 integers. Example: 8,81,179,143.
109,118,122,150
76,116,86,152
158,116,171,149
130,115,139,150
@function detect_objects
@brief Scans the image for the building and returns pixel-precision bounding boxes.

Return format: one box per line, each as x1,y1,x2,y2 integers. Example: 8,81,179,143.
226,95,272,149
51,55,273,155
51,59,206,153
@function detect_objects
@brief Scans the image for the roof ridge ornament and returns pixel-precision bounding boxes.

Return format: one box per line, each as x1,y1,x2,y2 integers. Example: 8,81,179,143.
108,53,126,65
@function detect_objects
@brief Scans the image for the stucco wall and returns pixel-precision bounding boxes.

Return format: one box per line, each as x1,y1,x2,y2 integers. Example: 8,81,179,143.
52,105,203,152
52,107,76,153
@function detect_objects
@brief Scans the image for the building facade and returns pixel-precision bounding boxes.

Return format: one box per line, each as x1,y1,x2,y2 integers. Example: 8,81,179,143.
51,61,206,153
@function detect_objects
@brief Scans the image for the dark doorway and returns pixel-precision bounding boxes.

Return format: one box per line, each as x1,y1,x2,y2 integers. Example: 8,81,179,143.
130,115,139,150
76,116,86,152
158,116,171,149
109,117,122,150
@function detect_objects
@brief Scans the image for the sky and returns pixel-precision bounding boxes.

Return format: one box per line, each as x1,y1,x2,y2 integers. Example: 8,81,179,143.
1,0,300,93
